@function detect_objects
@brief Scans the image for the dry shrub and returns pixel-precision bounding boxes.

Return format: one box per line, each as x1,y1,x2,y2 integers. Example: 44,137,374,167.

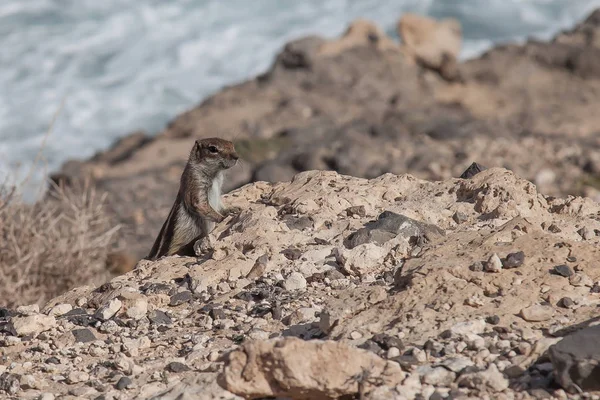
0,179,119,308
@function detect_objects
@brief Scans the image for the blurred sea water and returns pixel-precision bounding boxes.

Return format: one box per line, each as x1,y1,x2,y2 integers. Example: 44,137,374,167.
1,0,600,195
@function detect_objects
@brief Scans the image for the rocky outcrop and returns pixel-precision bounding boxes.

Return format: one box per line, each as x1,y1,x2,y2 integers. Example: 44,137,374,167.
49,10,600,265
2,169,600,398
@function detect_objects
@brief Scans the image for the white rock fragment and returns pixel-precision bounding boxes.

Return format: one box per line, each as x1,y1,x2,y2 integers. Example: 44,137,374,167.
12,314,57,337
95,298,122,321
16,304,40,316
484,253,503,273
48,303,72,317
282,272,307,291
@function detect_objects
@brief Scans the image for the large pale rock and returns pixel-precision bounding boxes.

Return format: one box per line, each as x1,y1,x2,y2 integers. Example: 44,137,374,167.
398,13,462,79
219,337,405,400
12,314,56,337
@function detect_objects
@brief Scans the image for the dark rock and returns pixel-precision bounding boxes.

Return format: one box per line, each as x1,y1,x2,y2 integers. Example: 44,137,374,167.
72,328,97,343
566,256,577,263
0,373,20,395
469,261,484,272
283,215,314,231
552,264,574,277
557,297,574,309
486,315,501,325
549,325,600,393
0,308,13,318
371,333,405,351
169,291,192,306
503,251,525,268
45,356,61,364
504,365,526,378
459,162,488,179
209,308,226,320
0,321,16,336
452,211,468,224
345,211,444,249
148,310,172,326
63,308,98,327
115,376,132,390
271,306,283,321
429,391,444,400
548,224,562,233
165,362,190,373
282,247,303,260
358,340,382,354
591,283,600,293
141,282,173,295
346,205,366,218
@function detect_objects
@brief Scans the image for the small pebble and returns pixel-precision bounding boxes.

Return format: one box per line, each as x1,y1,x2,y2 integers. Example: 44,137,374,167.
469,262,484,272
350,331,363,340
557,297,574,309
486,315,500,325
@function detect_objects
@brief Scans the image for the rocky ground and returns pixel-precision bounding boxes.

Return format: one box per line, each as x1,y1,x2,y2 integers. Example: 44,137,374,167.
2,168,600,399
52,10,600,263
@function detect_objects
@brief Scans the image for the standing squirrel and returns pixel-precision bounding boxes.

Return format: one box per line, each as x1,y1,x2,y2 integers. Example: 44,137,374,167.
147,138,239,260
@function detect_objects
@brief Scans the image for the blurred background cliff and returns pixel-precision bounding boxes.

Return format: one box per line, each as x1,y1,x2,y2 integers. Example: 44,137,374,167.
3,0,600,304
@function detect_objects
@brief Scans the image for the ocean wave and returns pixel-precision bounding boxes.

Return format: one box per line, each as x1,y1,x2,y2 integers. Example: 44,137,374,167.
1,0,600,198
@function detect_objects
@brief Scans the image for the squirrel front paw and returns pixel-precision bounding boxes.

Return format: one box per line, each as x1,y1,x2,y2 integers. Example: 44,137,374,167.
194,236,214,256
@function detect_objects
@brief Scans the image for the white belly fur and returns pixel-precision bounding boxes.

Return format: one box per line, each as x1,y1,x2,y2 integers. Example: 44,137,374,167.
208,171,224,213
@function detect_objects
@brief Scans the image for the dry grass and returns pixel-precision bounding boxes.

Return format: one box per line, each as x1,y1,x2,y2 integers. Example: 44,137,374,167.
0,178,119,308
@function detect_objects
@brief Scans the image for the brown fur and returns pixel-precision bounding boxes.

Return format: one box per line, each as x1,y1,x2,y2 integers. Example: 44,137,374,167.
147,138,238,260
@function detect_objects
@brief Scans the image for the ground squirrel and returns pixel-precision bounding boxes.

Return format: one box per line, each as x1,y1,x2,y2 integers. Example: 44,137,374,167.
147,138,239,260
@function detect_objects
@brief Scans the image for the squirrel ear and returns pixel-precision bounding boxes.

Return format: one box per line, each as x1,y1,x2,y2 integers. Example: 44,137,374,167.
194,140,201,152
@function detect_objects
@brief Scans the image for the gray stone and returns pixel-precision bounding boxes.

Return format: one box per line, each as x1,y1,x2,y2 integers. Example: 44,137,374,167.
166,362,190,373
283,215,314,231
72,328,96,343
169,291,192,306
346,206,366,218
116,376,132,390
94,298,122,321
452,211,468,224
557,297,574,309
553,264,574,277
577,226,594,240
148,310,172,326
503,251,525,268
549,324,600,393
459,162,488,179
345,211,444,249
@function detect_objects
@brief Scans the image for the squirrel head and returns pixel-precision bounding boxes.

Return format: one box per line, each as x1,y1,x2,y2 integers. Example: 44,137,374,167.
190,138,239,174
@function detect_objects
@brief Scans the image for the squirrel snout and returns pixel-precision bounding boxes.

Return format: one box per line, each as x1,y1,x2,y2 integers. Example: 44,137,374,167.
231,153,239,161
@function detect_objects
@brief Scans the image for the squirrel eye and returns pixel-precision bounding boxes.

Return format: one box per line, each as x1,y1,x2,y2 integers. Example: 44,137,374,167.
207,145,218,153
